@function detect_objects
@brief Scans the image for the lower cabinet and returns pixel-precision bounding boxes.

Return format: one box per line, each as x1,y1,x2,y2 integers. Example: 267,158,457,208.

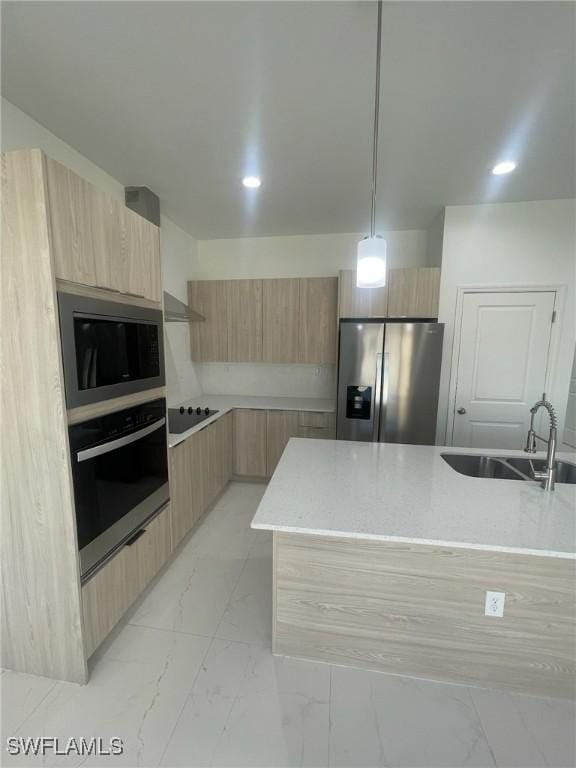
233,409,268,478
297,411,336,440
266,410,300,476
82,504,172,657
170,413,233,548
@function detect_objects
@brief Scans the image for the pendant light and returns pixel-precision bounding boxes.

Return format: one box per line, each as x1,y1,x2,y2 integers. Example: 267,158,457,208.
357,0,387,288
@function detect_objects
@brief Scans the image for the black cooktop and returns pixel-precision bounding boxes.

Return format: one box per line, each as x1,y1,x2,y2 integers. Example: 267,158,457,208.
168,406,219,434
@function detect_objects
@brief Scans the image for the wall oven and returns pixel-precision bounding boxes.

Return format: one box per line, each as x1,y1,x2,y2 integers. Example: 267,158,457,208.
69,398,169,581
58,292,165,409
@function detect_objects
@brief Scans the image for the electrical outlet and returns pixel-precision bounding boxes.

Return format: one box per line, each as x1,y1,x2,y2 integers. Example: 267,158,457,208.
485,591,505,618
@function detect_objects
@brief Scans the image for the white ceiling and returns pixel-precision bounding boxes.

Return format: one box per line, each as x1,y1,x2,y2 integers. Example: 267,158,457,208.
2,1,574,239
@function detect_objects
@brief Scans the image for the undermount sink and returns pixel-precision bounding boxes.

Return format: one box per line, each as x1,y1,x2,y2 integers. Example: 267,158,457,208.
441,454,527,480
441,453,576,484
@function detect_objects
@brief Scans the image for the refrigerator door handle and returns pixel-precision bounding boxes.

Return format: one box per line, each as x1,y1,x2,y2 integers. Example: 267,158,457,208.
380,352,390,442
373,352,383,441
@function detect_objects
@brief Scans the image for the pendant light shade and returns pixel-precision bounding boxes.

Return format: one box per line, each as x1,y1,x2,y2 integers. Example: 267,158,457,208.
356,0,387,289
357,237,387,287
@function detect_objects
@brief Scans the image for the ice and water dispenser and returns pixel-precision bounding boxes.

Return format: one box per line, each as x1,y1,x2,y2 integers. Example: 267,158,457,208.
345,385,372,420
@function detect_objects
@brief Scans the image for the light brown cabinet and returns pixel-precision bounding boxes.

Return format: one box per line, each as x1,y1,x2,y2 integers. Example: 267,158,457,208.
188,277,338,365
387,268,440,318
266,410,300,476
233,409,267,477
45,156,162,303
82,504,172,657
227,279,263,362
170,433,202,548
262,278,300,363
170,413,233,547
338,270,388,319
298,411,336,440
189,280,229,361
298,277,338,364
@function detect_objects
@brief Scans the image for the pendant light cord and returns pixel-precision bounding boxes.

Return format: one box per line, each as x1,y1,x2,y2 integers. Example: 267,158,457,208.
370,0,383,238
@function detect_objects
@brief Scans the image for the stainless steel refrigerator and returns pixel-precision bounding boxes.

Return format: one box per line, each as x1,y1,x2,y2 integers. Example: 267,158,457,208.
336,320,444,444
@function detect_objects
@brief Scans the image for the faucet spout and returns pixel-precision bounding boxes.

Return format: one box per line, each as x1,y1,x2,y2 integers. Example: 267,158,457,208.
523,393,558,491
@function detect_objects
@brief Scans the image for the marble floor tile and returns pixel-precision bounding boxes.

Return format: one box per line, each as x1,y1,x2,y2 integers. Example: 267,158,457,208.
329,666,496,768
471,687,576,768
3,625,209,767
161,638,330,768
215,536,273,645
0,670,56,741
129,551,246,636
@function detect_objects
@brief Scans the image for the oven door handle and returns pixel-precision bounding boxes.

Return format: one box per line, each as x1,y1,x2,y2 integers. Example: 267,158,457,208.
76,417,166,463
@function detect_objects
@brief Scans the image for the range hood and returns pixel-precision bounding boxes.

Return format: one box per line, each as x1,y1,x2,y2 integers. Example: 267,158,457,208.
163,291,204,323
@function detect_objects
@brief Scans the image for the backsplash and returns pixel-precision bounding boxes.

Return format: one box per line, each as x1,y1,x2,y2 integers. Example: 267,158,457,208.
164,323,203,405
196,363,337,399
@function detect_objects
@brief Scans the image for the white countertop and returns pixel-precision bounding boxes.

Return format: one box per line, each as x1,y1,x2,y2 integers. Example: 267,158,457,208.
168,395,335,448
250,439,576,559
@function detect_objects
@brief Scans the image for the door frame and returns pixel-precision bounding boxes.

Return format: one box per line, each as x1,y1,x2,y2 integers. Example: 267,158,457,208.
446,283,565,447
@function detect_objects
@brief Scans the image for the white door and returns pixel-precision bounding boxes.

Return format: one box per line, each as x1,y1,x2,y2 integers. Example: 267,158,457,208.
451,291,556,449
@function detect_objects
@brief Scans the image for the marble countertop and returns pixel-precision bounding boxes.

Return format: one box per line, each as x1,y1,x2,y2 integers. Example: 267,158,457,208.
250,439,576,559
168,395,335,448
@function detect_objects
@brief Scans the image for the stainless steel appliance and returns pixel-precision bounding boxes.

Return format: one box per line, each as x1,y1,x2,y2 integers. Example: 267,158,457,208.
337,320,444,444
69,398,169,581
168,406,219,434
58,292,165,408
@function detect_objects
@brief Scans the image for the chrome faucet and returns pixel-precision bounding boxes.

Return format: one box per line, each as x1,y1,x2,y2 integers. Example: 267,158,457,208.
524,393,558,491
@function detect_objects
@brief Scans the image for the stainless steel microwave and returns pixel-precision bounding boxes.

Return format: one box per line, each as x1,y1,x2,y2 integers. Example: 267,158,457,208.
58,292,165,408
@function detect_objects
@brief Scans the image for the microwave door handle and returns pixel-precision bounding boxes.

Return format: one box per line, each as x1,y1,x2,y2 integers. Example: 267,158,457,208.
76,417,166,463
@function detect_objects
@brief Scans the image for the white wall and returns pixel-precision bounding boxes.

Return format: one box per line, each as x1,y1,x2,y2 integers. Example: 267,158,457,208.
437,199,576,445
194,230,428,279
562,346,576,452
2,98,201,405
426,210,445,267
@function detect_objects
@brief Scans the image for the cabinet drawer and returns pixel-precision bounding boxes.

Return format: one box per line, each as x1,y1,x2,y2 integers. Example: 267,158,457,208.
298,426,336,440
298,411,335,429
82,504,172,657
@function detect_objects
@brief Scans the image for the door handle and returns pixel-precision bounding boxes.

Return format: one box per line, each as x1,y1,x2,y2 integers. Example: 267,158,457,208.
457,407,467,415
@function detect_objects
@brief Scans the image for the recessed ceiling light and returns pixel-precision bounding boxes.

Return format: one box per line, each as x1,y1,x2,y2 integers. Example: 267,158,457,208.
491,161,517,176
242,176,261,189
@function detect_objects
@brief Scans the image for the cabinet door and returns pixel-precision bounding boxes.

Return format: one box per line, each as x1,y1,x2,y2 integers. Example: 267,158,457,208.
188,281,229,361
123,208,162,302
169,434,203,548
197,425,217,509
338,270,388,319
387,268,440,317
45,157,98,287
227,279,263,362
266,410,300,476
218,411,233,489
414,268,440,317
299,277,338,363
262,279,300,363
82,504,171,657
233,409,267,477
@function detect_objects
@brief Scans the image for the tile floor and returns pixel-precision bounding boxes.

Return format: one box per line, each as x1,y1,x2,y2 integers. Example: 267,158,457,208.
1,482,575,768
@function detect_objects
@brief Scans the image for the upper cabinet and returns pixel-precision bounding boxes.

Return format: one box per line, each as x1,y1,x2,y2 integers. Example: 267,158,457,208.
338,267,440,319
387,267,440,318
188,276,338,365
339,270,388,319
45,157,162,303
189,280,228,361
299,277,338,364
262,278,300,363
227,279,263,362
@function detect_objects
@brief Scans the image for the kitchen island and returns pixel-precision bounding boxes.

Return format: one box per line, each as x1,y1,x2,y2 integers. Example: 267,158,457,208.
251,439,576,699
